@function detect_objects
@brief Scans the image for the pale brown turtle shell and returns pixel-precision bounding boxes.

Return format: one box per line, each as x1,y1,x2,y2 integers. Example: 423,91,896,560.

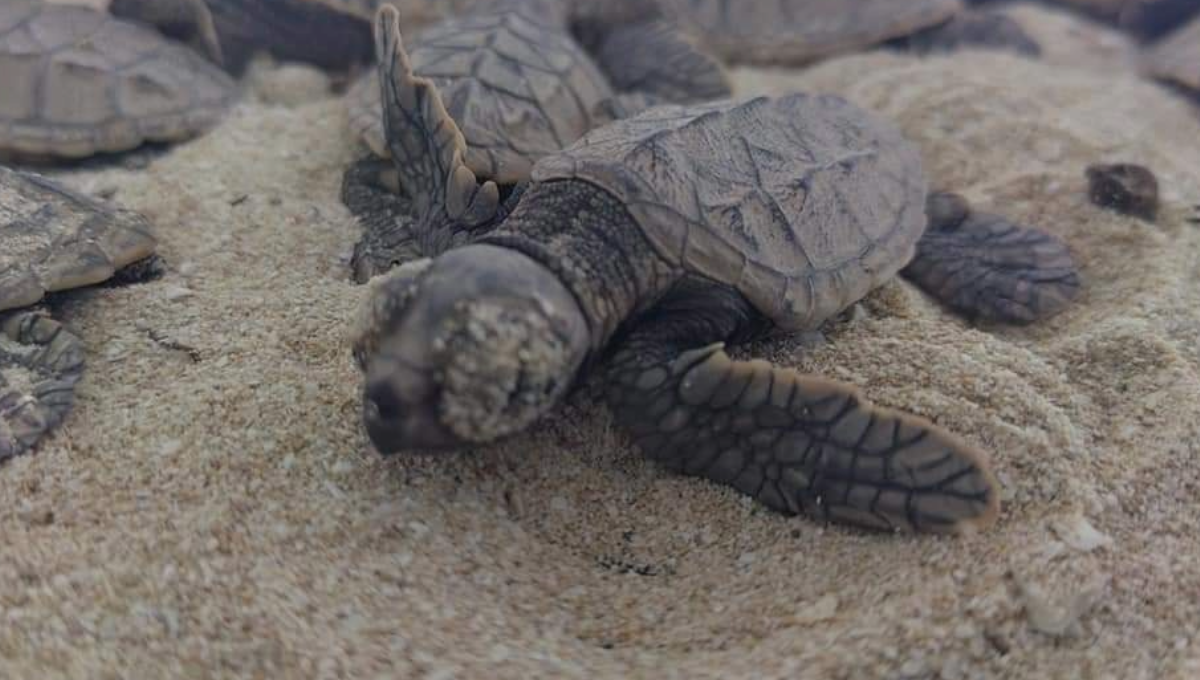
346,9,612,184
0,1,236,160
656,0,963,66
0,166,157,313
532,94,928,331
1143,16,1200,94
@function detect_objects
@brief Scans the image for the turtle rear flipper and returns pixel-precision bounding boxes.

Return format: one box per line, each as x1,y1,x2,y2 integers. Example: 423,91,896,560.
603,281,1000,535
591,20,731,105
373,5,499,257
902,192,1081,324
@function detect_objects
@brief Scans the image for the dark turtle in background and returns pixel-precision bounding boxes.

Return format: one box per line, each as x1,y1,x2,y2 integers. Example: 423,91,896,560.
642,0,1042,67
352,91,1081,534
0,166,159,462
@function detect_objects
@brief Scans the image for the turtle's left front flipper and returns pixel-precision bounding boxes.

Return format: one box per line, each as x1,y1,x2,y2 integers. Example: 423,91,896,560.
602,282,1001,535
588,20,731,107
902,192,1081,324
0,312,85,463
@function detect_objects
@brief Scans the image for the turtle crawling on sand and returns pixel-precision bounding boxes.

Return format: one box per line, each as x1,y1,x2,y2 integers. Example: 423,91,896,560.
649,0,1041,66
343,3,730,281
0,166,158,462
352,88,1081,533
0,0,236,162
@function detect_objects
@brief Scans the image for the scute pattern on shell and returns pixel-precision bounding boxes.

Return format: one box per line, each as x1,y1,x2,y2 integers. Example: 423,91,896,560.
533,94,927,330
0,166,157,313
656,0,963,65
350,9,612,183
0,1,236,159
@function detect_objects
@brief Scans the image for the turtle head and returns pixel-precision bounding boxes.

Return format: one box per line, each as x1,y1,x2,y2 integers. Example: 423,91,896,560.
352,245,590,453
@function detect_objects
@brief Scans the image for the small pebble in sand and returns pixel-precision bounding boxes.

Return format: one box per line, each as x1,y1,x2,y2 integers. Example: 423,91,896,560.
1011,572,1110,638
1085,163,1160,221
162,285,195,302
1049,513,1114,553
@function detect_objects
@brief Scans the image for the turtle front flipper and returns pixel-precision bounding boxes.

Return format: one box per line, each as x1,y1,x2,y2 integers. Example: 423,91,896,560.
373,6,500,257
342,157,422,283
902,192,1081,324
589,20,731,106
603,284,1000,535
1,312,85,463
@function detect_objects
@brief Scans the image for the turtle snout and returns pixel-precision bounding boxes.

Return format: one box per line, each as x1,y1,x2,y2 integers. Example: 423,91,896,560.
362,364,461,453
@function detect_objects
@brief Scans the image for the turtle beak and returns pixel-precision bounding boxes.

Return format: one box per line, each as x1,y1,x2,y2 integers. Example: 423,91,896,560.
362,358,461,453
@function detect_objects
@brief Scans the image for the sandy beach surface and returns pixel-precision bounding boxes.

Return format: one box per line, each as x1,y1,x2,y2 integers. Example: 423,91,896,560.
3,13,1200,680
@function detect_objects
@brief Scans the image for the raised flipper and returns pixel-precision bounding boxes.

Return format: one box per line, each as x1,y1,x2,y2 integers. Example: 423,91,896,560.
902,192,1080,324
603,282,1000,535
373,5,499,256
590,20,731,105
1,312,85,463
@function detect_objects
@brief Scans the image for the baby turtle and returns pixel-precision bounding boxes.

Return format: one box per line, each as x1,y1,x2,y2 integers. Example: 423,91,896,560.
1085,163,1160,222
0,0,237,162
344,4,729,281
0,165,158,462
109,0,453,74
1143,15,1200,100
352,94,1081,534
891,9,1042,57
653,0,962,66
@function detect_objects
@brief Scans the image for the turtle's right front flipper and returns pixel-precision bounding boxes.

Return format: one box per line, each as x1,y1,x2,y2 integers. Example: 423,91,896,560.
604,285,1000,535
373,5,499,256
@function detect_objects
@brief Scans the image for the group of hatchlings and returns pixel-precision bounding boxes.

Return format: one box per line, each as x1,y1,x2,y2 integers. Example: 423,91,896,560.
1,0,1197,534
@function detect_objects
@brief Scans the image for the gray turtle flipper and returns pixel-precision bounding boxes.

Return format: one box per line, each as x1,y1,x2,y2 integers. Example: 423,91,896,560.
372,6,500,260
894,11,1041,58
342,157,422,283
603,280,1000,535
591,20,731,105
902,192,1081,324
0,311,85,463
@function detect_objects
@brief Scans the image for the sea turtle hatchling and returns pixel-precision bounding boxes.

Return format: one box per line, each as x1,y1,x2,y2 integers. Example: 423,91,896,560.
645,0,1043,66
343,3,730,281
0,0,237,162
0,165,158,462
352,93,1081,533
114,0,450,75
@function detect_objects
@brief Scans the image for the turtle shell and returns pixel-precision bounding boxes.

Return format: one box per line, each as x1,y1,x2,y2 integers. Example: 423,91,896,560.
532,94,928,330
347,8,612,184
656,0,963,66
0,1,236,160
0,166,157,313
